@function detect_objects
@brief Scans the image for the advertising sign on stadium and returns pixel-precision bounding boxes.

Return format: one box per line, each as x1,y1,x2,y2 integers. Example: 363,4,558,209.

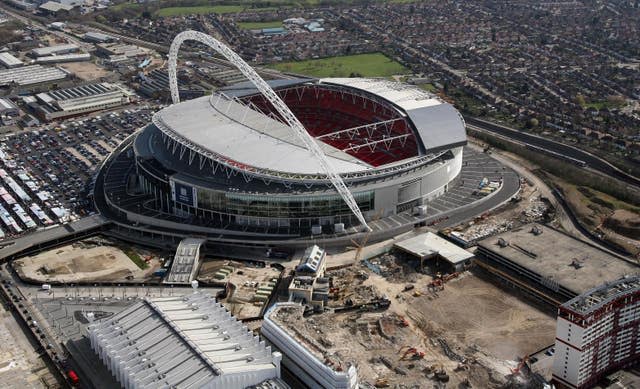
170,180,197,207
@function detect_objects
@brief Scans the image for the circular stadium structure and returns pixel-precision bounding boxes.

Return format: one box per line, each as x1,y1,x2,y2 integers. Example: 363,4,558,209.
95,31,468,246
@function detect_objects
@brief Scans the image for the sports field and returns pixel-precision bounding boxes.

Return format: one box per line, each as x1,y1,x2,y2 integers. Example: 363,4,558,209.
237,21,283,29
270,53,410,78
155,5,246,16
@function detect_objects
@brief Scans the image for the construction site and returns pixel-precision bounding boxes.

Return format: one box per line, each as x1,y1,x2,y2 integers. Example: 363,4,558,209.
198,259,281,320
270,248,557,388
443,175,553,247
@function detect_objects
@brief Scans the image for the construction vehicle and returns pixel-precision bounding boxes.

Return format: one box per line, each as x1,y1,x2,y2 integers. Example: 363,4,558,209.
428,272,460,291
396,315,410,327
375,378,389,388
399,346,425,361
412,290,422,297
511,355,530,375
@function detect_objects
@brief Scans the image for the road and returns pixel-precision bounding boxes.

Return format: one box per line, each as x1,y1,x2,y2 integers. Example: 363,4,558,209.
465,117,640,188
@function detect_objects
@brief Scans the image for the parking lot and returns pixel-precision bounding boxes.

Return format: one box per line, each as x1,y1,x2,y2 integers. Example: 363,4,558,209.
0,107,156,240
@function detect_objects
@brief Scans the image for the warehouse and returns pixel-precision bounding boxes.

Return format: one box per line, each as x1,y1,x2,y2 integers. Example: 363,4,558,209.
0,65,69,87
30,43,80,58
475,223,639,305
29,82,133,121
35,53,91,64
89,293,283,389
83,31,115,43
96,43,149,58
0,52,24,69
0,98,20,117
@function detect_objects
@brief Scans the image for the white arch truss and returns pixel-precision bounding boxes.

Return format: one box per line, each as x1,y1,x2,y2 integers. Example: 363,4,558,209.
167,30,370,231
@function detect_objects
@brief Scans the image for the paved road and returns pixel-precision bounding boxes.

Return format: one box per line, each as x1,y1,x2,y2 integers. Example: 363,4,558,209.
0,214,110,262
465,117,640,188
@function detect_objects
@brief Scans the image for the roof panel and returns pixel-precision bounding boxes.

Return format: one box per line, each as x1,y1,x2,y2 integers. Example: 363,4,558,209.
156,95,371,175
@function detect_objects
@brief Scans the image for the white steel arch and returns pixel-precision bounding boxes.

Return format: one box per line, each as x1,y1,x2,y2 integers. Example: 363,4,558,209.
167,30,370,231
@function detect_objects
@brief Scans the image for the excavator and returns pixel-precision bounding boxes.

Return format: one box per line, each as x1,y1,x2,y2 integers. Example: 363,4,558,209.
428,272,460,291
399,346,425,361
396,315,410,327
511,355,530,375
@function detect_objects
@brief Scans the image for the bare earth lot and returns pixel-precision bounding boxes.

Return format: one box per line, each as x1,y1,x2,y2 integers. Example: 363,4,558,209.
405,274,556,360
14,241,152,282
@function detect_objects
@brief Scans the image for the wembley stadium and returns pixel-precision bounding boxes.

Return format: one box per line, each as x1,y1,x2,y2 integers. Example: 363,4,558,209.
94,31,470,246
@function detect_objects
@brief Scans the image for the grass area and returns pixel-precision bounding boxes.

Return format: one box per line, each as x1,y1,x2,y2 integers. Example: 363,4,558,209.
270,53,409,78
419,83,437,93
155,5,246,16
124,248,149,269
237,21,283,29
584,100,625,110
110,1,143,11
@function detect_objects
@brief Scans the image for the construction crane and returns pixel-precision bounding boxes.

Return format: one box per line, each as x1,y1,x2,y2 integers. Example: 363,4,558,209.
352,209,384,262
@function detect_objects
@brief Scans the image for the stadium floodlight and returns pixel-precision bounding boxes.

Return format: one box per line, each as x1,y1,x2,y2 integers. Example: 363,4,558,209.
167,30,371,231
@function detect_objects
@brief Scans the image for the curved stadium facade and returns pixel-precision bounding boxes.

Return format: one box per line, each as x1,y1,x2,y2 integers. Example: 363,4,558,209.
98,77,467,244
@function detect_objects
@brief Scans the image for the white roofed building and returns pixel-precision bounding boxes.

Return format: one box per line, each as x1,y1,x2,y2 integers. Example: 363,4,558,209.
30,82,134,121
88,293,282,389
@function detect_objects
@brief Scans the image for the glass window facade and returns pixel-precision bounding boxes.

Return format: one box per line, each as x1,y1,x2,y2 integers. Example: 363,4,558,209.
196,188,374,219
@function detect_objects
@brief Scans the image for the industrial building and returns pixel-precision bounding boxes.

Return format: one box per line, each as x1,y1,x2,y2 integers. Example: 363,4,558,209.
34,53,91,64
394,231,474,271
0,98,20,117
89,293,282,389
262,303,358,389
475,224,639,305
288,245,328,308
137,68,205,99
0,52,24,69
30,43,80,58
0,65,69,87
29,82,134,121
83,31,115,43
552,276,640,389
96,43,149,58
38,1,74,14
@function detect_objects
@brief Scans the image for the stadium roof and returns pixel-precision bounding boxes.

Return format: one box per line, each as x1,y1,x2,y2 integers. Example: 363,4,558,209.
321,78,467,153
89,293,281,388
155,95,371,175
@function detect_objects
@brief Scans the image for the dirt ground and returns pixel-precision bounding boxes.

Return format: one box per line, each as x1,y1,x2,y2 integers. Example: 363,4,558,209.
315,255,556,388
14,239,155,282
399,274,556,360
59,61,110,81
555,178,640,256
